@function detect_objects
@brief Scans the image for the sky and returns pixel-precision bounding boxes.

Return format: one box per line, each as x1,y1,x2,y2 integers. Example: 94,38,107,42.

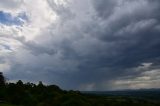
0,0,160,91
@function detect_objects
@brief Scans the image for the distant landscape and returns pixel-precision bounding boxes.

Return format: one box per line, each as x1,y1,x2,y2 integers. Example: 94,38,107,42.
1,72,160,106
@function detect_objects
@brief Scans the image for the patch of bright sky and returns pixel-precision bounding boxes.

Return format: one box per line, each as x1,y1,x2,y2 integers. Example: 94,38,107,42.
0,11,28,26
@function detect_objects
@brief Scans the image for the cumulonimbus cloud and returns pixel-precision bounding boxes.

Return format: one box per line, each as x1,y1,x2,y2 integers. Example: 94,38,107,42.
0,0,160,90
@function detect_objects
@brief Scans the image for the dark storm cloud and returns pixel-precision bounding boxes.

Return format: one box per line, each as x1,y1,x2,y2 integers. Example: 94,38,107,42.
2,0,160,90
49,0,160,90
92,0,116,18
29,0,160,90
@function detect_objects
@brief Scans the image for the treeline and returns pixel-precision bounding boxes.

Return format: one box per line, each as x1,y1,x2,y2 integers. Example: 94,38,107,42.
0,72,160,106
0,72,90,106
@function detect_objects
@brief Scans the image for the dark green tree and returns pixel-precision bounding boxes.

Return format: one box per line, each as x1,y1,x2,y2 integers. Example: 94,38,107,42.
17,80,23,86
0,72,5,86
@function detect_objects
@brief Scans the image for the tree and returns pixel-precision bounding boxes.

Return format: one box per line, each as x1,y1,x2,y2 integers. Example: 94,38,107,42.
38,81,44,88
0,72,5,86
17,80,23,86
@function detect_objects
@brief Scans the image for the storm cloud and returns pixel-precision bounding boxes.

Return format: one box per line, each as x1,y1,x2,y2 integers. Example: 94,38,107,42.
0,0,160,90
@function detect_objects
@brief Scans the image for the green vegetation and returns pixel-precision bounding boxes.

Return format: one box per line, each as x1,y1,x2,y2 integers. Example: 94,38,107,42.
0,104,16,106
1,72,160,106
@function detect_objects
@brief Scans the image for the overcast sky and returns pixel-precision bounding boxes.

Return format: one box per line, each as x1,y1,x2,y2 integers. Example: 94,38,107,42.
0,0,160,91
